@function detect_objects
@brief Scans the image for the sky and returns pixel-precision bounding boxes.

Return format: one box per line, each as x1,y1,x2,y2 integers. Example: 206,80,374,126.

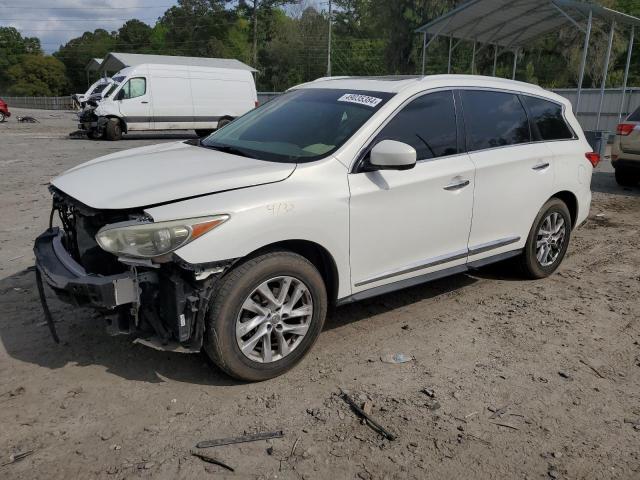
0,0,180,53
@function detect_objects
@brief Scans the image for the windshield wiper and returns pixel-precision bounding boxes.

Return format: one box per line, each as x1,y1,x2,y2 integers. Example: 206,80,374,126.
203,142,255,159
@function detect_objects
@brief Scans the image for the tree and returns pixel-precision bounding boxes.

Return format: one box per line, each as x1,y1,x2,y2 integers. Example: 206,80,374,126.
7,55,68,96
116,20,153,51
0,27,42,92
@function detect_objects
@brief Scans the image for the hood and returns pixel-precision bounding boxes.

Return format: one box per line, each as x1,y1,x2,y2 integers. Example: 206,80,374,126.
52,141,295,209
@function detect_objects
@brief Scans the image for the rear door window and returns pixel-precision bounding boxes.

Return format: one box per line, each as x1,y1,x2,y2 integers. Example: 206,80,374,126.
373,90,458,160
522,95,574,140
461,90,531,151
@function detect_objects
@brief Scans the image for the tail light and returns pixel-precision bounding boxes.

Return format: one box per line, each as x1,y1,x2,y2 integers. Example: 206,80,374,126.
616,123,635,136
585,152,600,168
254,100,260,108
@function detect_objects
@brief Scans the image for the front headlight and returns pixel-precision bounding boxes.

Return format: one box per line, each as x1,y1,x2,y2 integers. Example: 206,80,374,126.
95,215,229,259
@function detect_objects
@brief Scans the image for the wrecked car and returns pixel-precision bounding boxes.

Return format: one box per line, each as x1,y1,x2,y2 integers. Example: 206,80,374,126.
35,75,595,381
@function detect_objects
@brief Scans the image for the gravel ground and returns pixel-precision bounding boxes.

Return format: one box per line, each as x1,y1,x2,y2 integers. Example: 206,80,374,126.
1,108,639,480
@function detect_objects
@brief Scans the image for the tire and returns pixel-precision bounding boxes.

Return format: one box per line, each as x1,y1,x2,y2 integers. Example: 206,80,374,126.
615,167,639,187
204,251,328,381
518,198,572,279
195,129,214,137
104,119,122,141
216,118,232,130
0,112,5,122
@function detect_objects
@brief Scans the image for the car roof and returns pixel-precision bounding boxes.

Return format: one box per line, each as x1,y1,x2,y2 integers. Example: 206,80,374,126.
293,74,567,105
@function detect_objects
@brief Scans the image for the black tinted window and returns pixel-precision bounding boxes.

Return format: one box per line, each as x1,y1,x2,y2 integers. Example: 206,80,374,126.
461,90,530,151
374,91,458,160
628,107,640,121
522,96,574,140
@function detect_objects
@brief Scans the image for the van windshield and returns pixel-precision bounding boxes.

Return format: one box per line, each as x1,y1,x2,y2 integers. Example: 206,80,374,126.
104,76,125,98
201,88,394,163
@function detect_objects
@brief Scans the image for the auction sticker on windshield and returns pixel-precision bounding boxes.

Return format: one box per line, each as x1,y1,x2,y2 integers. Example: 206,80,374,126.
337,93,383,108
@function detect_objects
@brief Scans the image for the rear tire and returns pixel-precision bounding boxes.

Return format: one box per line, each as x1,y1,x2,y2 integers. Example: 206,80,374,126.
195,129,214,137
615,167,639,187
216,118,232,130
0,112,5,122
105,119,122,141
518,198,571,279
204,251,327,381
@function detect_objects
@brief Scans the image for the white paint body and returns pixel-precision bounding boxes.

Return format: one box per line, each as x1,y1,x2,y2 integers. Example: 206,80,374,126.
53,75,593,302
93,63,257,131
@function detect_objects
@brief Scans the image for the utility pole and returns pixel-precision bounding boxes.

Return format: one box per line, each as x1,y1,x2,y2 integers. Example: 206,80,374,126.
252,0,259,68
327,0,332,77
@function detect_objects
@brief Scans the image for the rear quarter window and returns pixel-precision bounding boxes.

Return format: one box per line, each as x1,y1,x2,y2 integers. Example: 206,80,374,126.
522,96,574,141
628,107,640,121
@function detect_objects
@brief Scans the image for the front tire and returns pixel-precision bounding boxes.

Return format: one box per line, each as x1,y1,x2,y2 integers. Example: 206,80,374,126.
518,198,571,279
105,119,122,141
204,251,328,381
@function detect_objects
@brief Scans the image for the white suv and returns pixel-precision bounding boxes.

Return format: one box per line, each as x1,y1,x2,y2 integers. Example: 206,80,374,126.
34,75,597,381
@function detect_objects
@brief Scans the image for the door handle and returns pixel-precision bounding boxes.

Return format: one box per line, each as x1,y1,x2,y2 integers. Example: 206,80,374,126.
443,179,470,191
141,101,149,104
532,162,550,171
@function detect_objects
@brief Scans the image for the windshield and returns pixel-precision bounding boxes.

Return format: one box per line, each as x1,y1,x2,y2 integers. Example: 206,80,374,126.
91,82,110,95
104,76,125,98
202,88,394,163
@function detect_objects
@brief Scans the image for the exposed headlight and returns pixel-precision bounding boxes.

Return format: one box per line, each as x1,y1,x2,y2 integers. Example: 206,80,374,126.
95,215,229,259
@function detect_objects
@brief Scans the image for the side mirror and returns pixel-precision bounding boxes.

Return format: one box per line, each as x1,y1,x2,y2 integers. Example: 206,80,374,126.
368,140,417,171
116,90,125,101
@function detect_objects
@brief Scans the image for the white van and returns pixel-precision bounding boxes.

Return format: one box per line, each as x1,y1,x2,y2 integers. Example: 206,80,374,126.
78,63,258,140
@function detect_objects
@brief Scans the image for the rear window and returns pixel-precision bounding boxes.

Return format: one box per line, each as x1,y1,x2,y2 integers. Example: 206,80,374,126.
628,107,640,122
522,95,574,141
461,90,531,151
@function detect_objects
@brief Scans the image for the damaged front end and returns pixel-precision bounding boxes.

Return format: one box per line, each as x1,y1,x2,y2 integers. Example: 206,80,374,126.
33,188,232,352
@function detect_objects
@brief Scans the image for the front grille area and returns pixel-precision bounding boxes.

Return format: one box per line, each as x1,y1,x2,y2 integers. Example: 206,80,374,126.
52,188,132,276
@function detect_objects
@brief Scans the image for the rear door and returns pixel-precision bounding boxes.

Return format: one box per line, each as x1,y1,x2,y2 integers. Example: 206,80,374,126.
460,89,555,261
348,90,475,292
116,77,151,130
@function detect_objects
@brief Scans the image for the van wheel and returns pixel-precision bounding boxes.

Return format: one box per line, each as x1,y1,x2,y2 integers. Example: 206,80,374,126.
615,167,639,187
518,198,572,279
217,118,232,129
105,119,122,141
195,129,214,137
204,251,327,381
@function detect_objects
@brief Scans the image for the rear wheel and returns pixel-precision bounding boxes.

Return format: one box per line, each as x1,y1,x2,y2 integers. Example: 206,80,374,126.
216,118,232,129
518,198,571,279
204,251,327,381
195,129,214,137
615,166,639,187
105,119,122,141
0,112,5,122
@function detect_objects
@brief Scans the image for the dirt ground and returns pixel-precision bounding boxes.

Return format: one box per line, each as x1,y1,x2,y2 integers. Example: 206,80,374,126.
1,108,639,480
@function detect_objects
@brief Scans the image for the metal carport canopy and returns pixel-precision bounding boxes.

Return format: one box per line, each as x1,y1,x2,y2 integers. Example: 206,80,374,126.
416,0,640,48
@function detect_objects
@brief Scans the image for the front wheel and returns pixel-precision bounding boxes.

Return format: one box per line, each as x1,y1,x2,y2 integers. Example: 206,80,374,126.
104,119,122,141
204,251,327,381
518,198,571,279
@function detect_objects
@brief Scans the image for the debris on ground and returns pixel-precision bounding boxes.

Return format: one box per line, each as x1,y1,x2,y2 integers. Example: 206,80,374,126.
558,371,573,380
190,450,234,472
579,359,606,379
68,130,87,139
421,387,436,398
16,116,39,123
2,450,34,467
380,353,413,364
340,391,396,441
196,430,284,448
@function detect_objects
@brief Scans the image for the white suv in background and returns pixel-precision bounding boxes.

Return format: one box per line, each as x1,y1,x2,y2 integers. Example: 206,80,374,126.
35,75,597,381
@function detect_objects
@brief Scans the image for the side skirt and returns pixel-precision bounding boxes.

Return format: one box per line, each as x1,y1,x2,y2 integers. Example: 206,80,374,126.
336,249,522,307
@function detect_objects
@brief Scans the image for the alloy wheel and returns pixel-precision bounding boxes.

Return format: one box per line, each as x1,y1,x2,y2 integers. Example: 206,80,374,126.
235,276,313,363
536,212,566,267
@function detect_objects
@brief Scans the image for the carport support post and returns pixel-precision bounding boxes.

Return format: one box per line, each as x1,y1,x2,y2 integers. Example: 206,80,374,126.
471,41,476,74
596,21,616,131
421,32,427,75
576,10,593,115
492,44,498,76
448,36,453,73
511,48,518,80
619,26,635,121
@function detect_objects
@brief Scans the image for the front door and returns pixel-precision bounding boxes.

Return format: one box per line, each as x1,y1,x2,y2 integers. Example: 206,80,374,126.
348,90,475,293
117,77,151,130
